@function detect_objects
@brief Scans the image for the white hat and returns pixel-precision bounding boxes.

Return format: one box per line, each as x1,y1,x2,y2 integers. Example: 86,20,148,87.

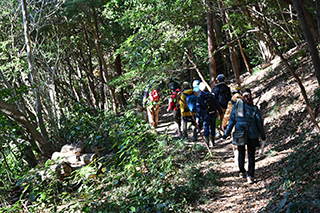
199,82,206,91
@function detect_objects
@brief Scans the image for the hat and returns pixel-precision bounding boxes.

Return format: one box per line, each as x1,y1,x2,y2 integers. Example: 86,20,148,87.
199,82,206,91
234,86,242,91
194,85,199,92
182,81,191,89
192,80,200,88
217,74,226,82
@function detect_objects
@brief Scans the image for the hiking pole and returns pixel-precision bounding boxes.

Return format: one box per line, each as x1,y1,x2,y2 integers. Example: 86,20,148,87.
178,97,213,158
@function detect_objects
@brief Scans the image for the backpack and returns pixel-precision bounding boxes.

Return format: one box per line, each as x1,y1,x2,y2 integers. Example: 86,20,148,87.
183,92,197,113
218,85,231,108
150,88,159,102
203,94,216,114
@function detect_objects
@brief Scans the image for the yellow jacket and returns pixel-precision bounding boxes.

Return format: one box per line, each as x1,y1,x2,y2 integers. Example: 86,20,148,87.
179,89,198,118
222,93,242,128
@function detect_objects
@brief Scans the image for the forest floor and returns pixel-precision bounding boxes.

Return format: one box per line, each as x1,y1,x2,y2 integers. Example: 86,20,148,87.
155,44,320,212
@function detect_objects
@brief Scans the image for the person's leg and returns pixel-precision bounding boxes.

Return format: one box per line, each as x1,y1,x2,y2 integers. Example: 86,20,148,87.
247,144,256,178
182,117,188,138
191,120,197,141
173,110,181,136
209,116,216,145
233,145,239,165
238,145,246,174
154,104,160,127
147,105,155,127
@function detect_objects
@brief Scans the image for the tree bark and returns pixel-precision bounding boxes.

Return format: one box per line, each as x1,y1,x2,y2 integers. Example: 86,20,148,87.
218,0,241,86
292,0,320,87
0,99,55,158
316,0,320,40
207,0,217,88
21,0,49,143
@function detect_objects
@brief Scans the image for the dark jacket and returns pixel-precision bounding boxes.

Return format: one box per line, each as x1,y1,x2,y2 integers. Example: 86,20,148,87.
196,91,223,122
213,83,232,108
225,102,266,140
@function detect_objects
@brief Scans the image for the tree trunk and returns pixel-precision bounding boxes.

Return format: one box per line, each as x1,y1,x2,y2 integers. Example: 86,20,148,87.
0,99,55,158
21,0,50,143
237,35,251,74
292,0,320,87
260,2,320,131
115,55,127,108
218,0,241,86
316,0,320,40
207,0,217,88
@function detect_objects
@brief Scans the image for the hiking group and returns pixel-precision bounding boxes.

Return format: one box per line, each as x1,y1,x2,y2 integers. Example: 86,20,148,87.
142,74,266,184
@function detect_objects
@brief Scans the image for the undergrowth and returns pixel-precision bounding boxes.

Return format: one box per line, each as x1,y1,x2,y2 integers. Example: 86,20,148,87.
0,108,219,212
261,131,320,213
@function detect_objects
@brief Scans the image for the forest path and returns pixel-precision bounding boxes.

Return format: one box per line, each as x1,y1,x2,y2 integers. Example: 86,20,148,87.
154,46,320,212
156,103,292,212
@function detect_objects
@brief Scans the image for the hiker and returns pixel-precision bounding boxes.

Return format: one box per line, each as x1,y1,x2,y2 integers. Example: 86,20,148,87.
167,82,181,136
221,86,242,130
221,86,242,165
192,80,201,97
213,74,232,114
143,84,160,128
193,80,203,135
196,82,223,147
222,91,266,184
179,81,198,141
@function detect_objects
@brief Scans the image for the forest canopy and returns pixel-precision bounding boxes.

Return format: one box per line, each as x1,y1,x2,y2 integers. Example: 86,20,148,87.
1,0,320,212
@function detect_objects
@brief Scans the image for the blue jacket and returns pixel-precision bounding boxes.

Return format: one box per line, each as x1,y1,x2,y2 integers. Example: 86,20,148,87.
196,91,223,122
225,103,266,140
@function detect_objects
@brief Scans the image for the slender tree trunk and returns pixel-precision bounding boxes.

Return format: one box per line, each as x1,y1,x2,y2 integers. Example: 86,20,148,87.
0,99,55,158
115,55,127,107
292,0,320,87
86,12,117,115
207,0,217,87
21,0,50,144
82,23,99,109
260,2,320,131
218,0,241,86
213,13,231,76
235,34,251,74
316,0,320,40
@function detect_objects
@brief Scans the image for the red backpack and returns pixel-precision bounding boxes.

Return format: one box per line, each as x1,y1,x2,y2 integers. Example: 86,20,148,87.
150,88,159,102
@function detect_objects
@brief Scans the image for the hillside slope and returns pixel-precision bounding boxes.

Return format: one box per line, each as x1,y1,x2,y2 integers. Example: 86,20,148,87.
157,44,320,212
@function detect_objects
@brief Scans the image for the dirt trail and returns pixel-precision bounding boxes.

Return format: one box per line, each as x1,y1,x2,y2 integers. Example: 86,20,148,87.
155,47,320,212
157,104,292,212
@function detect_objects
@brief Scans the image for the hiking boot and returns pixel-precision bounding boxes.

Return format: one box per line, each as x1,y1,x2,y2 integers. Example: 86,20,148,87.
239,172,246,178
247,176,254,184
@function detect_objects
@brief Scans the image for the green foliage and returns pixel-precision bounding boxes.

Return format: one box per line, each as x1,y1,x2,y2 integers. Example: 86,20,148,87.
1,108,219,212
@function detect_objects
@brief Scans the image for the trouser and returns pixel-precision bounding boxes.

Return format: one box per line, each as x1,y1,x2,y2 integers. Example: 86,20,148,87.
182,116,197,138
147,104,159,127
238,144,256,178
173,110,181,134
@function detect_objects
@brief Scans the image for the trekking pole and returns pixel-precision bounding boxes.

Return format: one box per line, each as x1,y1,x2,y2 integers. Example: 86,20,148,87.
178,97,213,158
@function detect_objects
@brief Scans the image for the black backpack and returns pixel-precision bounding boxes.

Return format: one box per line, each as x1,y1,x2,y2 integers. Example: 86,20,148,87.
203,94,216,114
218,85,231,108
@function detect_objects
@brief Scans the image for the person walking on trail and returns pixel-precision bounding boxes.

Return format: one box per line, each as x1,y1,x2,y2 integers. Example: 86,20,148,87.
222,91,266,184
167,82,181,137
196,82,223,147
179,81,198,141
221,86,243,165
213,74,232,114
222,86,243,130
143,84,160,128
